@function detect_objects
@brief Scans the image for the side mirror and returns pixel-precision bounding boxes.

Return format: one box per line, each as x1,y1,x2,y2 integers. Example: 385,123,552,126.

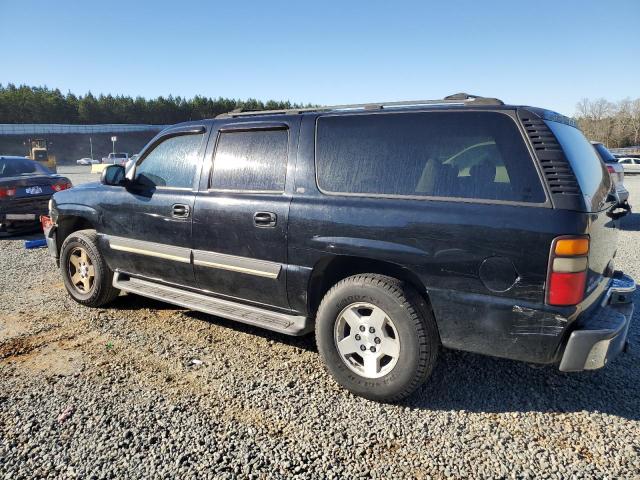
100,164,126,186
124,158,136,180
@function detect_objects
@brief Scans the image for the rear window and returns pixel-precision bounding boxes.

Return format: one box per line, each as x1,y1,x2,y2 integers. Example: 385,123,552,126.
545,121,609,202
315,111,545,203
0,158,51,177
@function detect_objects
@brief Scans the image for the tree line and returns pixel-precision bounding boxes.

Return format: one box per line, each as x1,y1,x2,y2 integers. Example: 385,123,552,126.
2,85,639,147
0,84,308,125
575,97,640,148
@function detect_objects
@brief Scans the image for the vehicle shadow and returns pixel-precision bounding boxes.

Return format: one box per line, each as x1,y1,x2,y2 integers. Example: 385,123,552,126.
109,293,184,312
619,212,640,231
405,346,639,421
405,291,640,421
111,293,318,352
111,292,638,420
184,309,318,352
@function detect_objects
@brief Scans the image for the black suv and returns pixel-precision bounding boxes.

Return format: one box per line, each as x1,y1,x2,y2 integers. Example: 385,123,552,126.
43,93,635,402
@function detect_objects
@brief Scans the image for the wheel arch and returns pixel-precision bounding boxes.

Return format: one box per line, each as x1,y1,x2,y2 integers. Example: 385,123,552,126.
56,215,96,256
307,255,435,318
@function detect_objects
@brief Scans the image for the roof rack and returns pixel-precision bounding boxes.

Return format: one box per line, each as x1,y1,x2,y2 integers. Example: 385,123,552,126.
216,93,504,118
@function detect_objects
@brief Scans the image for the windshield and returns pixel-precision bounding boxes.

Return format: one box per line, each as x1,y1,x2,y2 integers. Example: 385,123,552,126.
0,158,52,177
592,143,618,164
113,153,127,158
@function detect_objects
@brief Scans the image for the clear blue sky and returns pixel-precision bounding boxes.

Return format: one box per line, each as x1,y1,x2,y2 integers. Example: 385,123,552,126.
1,0,638,116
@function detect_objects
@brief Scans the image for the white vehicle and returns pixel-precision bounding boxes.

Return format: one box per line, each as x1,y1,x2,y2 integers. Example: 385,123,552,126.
102,152,130,165
617,157,640,174
76,157,100,165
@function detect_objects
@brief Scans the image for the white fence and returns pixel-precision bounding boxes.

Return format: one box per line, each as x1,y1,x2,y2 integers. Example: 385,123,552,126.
0,124,167,135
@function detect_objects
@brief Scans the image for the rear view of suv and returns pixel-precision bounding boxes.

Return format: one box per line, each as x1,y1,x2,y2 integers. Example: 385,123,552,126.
43,93,635,402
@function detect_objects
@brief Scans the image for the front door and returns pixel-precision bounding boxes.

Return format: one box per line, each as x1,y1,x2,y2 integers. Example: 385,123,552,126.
99,126,208,286
191,119,298,309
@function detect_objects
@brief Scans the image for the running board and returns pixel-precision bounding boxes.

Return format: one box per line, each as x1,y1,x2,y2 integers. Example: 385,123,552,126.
113,273,312,336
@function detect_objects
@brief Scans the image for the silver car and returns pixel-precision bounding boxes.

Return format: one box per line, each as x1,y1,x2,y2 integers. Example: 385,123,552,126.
617,157,640,175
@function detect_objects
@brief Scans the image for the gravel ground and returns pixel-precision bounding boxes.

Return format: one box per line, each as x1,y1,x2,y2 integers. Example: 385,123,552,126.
1,177,639,479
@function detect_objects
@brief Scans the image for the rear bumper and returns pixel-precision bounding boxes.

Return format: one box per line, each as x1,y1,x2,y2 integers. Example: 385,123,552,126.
559,272,635,372
0,219,41,237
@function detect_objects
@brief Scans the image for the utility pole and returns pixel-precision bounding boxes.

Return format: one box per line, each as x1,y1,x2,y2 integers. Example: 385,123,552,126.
89,137,94,160
111,136,117,154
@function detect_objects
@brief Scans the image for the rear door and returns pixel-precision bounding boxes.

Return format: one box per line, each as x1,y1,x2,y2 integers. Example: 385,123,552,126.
191,119,298,309
99,125,208,286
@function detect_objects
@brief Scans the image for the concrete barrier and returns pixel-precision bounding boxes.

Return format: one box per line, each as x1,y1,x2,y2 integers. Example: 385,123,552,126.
91,164,109,174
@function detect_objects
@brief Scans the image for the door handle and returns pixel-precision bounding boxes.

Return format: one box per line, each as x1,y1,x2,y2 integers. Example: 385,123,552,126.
172,204,191,218
253,211,277,227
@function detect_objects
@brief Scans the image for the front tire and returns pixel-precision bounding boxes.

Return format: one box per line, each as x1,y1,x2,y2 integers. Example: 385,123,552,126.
60,229,120,307
316,274,439,402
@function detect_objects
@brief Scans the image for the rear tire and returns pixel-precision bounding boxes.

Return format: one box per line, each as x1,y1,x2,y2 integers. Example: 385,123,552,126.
315,274,439,402
60,229,120,307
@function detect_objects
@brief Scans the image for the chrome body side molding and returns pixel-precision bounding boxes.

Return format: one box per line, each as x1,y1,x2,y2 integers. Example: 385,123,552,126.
105,235,282,279
192,249,281,279
107,235,191,264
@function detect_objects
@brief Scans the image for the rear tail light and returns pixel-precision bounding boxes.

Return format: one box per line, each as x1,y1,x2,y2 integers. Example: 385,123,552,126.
547,236,589,306
606,165,615,174
0,187,17,198
52,181,72,192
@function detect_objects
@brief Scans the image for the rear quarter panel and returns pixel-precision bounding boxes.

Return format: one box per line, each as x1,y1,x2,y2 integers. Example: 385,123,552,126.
289,113,591,364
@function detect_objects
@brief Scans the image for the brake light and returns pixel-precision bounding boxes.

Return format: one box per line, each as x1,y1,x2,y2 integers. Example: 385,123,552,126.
0,187,17,198
606,165,615,174
52,181,72,192
547,236,589,306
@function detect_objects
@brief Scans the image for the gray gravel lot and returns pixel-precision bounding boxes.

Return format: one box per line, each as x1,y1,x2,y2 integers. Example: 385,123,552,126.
1,175,639,478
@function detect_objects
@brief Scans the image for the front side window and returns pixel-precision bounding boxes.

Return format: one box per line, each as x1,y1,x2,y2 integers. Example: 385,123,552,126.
210,128,288,192
315,111,546,203
135,133,204,188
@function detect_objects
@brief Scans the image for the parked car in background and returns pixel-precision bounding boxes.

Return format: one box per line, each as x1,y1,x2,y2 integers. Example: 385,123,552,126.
42,94,635,402
591,141,629,202
617,157,640,175
102,152,129,165
76,157,101,166
0,156,72,236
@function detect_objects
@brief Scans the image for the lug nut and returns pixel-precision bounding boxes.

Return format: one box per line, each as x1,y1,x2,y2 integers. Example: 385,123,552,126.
374,337,381,344
370,346,376,353
359,325,366,332
355,334,361,341
369,327,375,333
360,345,366,352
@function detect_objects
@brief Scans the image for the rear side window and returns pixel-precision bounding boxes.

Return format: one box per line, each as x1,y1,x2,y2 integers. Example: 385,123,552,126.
315,111,545,203
545,121,609,202
0,158,51,177
135,133,204,188
210,129,288,192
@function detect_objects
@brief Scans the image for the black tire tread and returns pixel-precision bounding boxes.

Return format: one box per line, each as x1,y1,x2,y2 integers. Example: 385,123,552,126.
316,273,439,402
60,229,120,307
